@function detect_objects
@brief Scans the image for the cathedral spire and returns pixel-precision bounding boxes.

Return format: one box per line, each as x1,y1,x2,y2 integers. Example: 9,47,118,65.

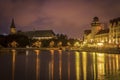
10,18,16,28
10,18,17,34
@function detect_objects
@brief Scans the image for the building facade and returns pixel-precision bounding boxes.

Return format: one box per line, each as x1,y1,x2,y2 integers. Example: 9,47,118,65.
109,18,120,45
84,17,104,43
84,17,120,48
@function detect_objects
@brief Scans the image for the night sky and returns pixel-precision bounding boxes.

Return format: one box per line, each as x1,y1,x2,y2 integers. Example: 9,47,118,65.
0,0,120,38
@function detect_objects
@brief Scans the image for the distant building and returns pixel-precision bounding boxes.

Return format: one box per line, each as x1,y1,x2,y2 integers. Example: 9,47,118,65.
83,17,120,47
9,19,56,40
18,30,56,40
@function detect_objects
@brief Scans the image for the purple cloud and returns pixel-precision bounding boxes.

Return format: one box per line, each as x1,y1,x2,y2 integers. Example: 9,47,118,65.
0,0,120,38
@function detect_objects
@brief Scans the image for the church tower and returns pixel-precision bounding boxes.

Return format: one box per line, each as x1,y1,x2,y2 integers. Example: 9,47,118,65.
10,18,17,34
91,17,102,39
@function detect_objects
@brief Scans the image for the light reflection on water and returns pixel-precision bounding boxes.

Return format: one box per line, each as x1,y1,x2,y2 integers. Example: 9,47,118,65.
58,50,62,80
82,52,87,80
49,50,54,80
0,50,120,80
34,50,40,80
11,49,16,80
67,52,70,80
75,51,80,80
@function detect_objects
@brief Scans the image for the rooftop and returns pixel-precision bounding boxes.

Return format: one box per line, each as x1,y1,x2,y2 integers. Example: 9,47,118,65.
18,30,55,37
96,29,109,35
84,30,91,35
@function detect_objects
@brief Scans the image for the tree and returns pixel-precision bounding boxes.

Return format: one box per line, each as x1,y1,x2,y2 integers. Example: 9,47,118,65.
32,41,42,48
0,35,6,47
8,41,18,48
49,41,55,47
5,34,29,47
57,41,62,47
67,42,71,47
56,34,68,40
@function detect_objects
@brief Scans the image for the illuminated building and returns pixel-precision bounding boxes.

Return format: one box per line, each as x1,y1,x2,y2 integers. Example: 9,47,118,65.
84,17,104,43
95,29,109,43
9,19,56,40
84,17,120,48
91,17,102,39
83,30,91,43
109,18,120,45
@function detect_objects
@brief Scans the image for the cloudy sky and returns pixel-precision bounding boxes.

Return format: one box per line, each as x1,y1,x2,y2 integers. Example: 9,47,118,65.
0,0,120,38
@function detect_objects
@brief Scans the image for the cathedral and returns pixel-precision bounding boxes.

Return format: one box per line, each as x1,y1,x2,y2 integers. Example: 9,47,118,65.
9,19,56,40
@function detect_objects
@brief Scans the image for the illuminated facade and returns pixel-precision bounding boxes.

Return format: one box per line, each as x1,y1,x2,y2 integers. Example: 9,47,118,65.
84,17,120,47
109,18,120,44
95,29,109,43
84,17,104,43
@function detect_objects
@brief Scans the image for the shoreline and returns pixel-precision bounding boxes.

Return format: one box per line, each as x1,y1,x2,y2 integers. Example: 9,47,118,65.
0,47,120,54
80,47,120,54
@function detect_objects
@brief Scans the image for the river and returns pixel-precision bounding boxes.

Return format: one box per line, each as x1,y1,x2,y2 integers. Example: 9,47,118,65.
0,49,120,80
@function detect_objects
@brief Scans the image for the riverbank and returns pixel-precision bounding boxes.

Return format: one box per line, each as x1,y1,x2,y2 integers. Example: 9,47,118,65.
0,47,59,51
0,47,120,54
80,47,120,54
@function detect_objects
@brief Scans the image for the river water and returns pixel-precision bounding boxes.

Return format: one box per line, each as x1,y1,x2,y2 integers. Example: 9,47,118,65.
0,49,120,80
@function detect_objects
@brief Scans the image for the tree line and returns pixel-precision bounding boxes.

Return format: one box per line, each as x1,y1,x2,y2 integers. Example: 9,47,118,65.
0,34,80,48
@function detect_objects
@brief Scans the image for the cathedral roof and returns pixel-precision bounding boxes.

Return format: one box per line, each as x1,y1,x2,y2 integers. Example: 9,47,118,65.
110,17,120,25
18,30,55,37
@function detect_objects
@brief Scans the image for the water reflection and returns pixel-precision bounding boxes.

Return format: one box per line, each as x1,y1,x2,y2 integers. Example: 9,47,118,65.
105,54,120,78
49,50,54,80
1,50,120,80
75,51,80,80
25,50,28,80
92,52,97,80
26,50,29,56
116,55,119,73
92,53,120,80
67,52,70,80
11,49,16,80
58,50,62,80
97,53,105,79
34,50,40,80
82,52,87,80
92,53,105,80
